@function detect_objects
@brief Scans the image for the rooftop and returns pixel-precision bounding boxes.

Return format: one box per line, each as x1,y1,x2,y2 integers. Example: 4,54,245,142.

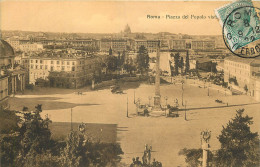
224,56,260,65
29,50,100,60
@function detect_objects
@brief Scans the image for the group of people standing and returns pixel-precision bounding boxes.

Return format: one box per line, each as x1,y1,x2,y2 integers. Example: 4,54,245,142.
130,145,162,167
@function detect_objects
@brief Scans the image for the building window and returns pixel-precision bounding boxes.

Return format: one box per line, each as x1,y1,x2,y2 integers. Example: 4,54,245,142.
36,60,38,63
67,62,70,65
72,66,75,71
45,65,48,70
35,65,38,69
57,61,60,64
40,60,43,64
62,66,65,71
51,66,54,71
31,60,33,63
51,61,54,64
40,65,43,69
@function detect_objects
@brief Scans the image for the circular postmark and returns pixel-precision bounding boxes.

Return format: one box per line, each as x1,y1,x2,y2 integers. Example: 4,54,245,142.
222,6,260,58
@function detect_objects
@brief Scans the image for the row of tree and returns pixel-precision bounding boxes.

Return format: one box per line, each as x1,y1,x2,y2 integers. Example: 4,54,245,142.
0,105,124,167
107,46,149,75
172,51,190,76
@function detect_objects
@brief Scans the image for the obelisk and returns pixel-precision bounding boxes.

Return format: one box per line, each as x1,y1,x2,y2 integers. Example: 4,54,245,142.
154,41,161,109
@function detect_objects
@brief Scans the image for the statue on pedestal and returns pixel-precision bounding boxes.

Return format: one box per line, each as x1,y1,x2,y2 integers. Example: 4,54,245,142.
201,130,211,167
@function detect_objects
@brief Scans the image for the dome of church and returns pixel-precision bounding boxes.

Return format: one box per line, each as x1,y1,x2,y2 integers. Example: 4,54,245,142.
0,40,15,58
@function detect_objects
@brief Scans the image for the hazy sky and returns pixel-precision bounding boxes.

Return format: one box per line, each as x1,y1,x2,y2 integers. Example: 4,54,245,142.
0,1,259,35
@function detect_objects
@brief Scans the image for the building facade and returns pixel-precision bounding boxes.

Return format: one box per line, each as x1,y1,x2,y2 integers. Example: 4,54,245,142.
0,76,9,109
169,39,186,50
29,55,84,84
224,56,260,95
6,38,29,51
135,40,160,53
254,79,260,101
191,40,215,50
19,43,44,52
29,51,102,88
100,39,127,53
0,40,26,99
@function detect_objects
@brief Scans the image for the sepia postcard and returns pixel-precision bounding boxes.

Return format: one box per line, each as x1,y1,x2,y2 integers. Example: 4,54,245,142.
0,0,259,167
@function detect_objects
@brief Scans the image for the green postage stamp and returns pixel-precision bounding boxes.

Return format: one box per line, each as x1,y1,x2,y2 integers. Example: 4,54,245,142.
215,0,260,58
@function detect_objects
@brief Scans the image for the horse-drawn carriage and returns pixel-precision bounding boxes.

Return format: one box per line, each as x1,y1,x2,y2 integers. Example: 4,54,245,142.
166,105,179,117
136,104,151,116
215,99,223,103
110,85,123,94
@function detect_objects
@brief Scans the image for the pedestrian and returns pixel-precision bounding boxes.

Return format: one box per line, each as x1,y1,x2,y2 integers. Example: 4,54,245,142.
136,157,142,166
175,98,179,107
130,158,135,167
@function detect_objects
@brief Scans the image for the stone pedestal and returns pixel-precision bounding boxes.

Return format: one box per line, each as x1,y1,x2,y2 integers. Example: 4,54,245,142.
153,95,161,109
202,143,209,167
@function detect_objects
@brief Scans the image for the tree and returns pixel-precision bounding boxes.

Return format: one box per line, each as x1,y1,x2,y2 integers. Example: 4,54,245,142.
109,47,113,56
60,130,124,167
16,104,53,167
185,50,190,74
60,131,88,167
124,57,136,74
173,52,180,75
119,51,126,68
0,105,57,167
215,109,260,167
1,106,125,167
180,57,184,75
136,45,149,74
106,55,118,72
86,142,124,166
0,108,21,166
179,109,259,167
0,108,20,134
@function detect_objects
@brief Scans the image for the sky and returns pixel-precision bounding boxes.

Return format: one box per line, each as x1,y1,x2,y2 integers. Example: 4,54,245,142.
0,0,259,35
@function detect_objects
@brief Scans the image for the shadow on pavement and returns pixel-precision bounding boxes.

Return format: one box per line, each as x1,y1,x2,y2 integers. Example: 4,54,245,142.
9,97,100,111
179,102,260,111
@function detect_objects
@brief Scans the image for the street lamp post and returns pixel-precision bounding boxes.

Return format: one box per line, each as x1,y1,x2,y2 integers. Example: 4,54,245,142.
182,81,184,106
165,96,168,106
208,82,211,96
134,90,136,104
137,98,140,107
185,101,187,121
201,130,211,167
148,96,152,106
127,95,129,117
164,96,168,116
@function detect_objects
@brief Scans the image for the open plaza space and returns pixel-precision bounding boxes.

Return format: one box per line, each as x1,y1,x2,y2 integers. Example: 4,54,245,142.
9,81,260,167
